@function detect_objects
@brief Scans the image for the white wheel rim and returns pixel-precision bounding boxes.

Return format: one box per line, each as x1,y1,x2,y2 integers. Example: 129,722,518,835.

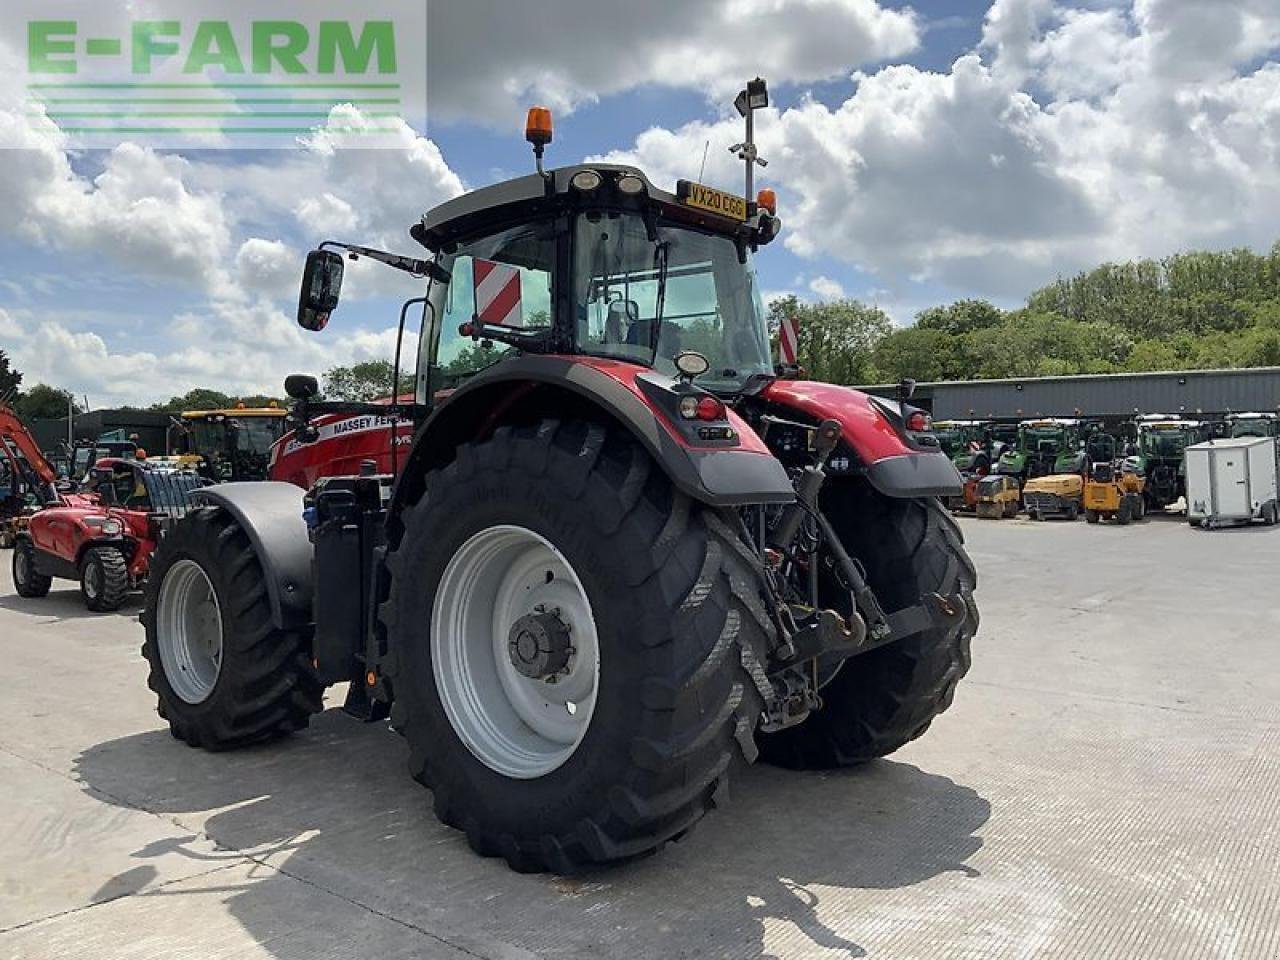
156,559,224,704
431,525,600,779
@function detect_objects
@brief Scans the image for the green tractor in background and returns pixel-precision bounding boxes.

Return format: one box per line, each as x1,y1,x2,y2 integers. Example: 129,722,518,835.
1226,412,1280,439
997,418,1089,484
1132,414,1211,512
933,419,1005,474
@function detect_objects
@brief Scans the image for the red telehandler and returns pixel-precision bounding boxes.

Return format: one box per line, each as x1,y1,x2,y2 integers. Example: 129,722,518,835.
4,403,207,611
142,82,978,873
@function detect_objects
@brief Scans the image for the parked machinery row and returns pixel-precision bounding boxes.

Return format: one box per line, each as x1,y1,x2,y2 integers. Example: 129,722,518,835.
938,411,1280,528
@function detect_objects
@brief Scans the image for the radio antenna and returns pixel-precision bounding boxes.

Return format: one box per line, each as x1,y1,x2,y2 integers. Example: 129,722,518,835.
697,140,709,183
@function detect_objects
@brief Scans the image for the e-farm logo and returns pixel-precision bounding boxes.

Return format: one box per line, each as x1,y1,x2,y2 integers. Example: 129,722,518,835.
16,3,426,148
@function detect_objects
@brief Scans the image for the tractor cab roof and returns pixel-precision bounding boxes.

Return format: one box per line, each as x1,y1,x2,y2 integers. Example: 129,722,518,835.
1021,418,1080,427
1227,412,1277,420
412,164,760,253
182,407,286,419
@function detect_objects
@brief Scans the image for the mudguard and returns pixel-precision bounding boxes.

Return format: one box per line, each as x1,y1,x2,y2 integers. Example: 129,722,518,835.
761,379,963,498
393,355,795,514
189,483,313,629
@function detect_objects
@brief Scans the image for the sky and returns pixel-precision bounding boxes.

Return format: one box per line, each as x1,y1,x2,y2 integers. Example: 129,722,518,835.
1,0,1278,408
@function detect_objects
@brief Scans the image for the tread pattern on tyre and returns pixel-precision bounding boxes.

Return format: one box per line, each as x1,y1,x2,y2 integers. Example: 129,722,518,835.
141,507,323,751
758,486,978,770
381,419,775,873
82,545,129,611
12,538,52,597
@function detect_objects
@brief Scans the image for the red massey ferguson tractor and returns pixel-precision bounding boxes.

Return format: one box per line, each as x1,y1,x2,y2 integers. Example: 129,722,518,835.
14,458,207,611
142,84,977,873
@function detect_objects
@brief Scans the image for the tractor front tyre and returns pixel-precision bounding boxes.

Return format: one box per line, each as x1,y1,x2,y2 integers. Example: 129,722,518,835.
141,507,323,750
1085,509,1100,524
382,420,774,873
12,538,52,598
1003,500,1019,519
757,487,977,770
80,545,130,611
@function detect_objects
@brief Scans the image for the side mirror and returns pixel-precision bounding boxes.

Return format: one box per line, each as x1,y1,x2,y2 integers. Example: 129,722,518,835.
297,250,345,331
284,374,320,400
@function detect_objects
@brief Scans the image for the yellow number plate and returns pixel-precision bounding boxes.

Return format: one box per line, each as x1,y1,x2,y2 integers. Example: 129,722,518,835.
682,182,748,221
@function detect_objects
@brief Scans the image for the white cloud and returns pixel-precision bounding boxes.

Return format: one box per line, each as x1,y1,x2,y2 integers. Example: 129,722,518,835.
235,239,300,299
0,100,466,404
809,275,847,300
0,112,235,295
595,1,1280,300
3,301,405,408
426,0,919,124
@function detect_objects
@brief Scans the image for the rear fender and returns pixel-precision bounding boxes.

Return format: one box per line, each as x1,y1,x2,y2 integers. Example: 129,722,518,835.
760,379,962,498
391,355,795,517
189,483,313,630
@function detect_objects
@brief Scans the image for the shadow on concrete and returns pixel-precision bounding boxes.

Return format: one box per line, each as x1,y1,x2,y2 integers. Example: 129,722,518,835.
0,588,141,623
75,710,989,959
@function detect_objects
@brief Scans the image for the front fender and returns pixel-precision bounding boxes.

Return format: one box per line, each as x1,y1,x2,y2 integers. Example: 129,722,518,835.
393,355,795,515
190,483,313,630
761,379,962,497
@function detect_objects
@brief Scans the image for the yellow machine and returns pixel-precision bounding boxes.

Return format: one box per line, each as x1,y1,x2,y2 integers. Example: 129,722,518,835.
1022,473,1084,521
168,405,288,482
973,474,1020,519
1083,460,1146,524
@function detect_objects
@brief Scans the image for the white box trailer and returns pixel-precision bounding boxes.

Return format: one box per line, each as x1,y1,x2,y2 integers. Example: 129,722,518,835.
1185,437,1279,528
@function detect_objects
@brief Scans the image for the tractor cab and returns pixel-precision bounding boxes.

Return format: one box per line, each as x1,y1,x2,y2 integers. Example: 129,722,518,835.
68,439,139,485
998,418,1086,480
1133,414,1207,510
934,420,997,474
1226,412,1280,439
170,406,289,482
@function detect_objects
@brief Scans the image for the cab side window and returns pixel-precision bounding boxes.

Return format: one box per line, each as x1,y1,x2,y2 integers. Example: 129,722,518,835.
432,224,554,392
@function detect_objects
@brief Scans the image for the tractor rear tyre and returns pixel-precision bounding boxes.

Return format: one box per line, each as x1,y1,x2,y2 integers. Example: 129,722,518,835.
12,538,52,598
142,507,323,750
757,486,977,769
80,545,129,611
382,420,774,873
1003,500,1019,519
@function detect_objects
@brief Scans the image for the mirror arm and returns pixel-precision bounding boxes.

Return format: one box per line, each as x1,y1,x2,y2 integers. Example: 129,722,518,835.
319,240,448,281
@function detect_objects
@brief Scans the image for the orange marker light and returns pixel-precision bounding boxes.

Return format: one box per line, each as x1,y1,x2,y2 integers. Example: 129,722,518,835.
366,671,377,687
525,107,553,147
757,188,777,215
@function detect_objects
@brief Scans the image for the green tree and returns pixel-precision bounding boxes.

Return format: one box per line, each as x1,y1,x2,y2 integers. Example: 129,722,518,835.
915,299,1004,337
768,295,891,384
150,388,235,413
15,384,81,420
872,327,971,383
322,360,396,401
0,350,22,401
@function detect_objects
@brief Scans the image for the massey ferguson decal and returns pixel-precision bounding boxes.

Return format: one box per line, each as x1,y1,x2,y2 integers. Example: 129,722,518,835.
274,414,412,463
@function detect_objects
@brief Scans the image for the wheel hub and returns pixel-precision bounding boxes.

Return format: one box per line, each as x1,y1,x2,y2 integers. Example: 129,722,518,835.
431,525,601,779
507,609,573,680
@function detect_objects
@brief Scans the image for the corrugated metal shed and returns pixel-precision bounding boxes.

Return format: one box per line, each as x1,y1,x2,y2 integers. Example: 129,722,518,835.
860,367,1280,420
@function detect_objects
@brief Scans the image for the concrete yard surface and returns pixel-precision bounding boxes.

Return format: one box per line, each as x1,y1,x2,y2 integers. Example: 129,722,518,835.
2,513,1279,959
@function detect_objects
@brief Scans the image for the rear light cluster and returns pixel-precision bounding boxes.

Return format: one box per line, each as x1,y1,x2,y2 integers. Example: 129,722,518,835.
906,411,932,433
678,395,726,422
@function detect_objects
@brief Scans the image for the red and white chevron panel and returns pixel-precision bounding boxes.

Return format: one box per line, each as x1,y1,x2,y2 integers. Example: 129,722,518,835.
473,258,523,327
779,314,799,364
